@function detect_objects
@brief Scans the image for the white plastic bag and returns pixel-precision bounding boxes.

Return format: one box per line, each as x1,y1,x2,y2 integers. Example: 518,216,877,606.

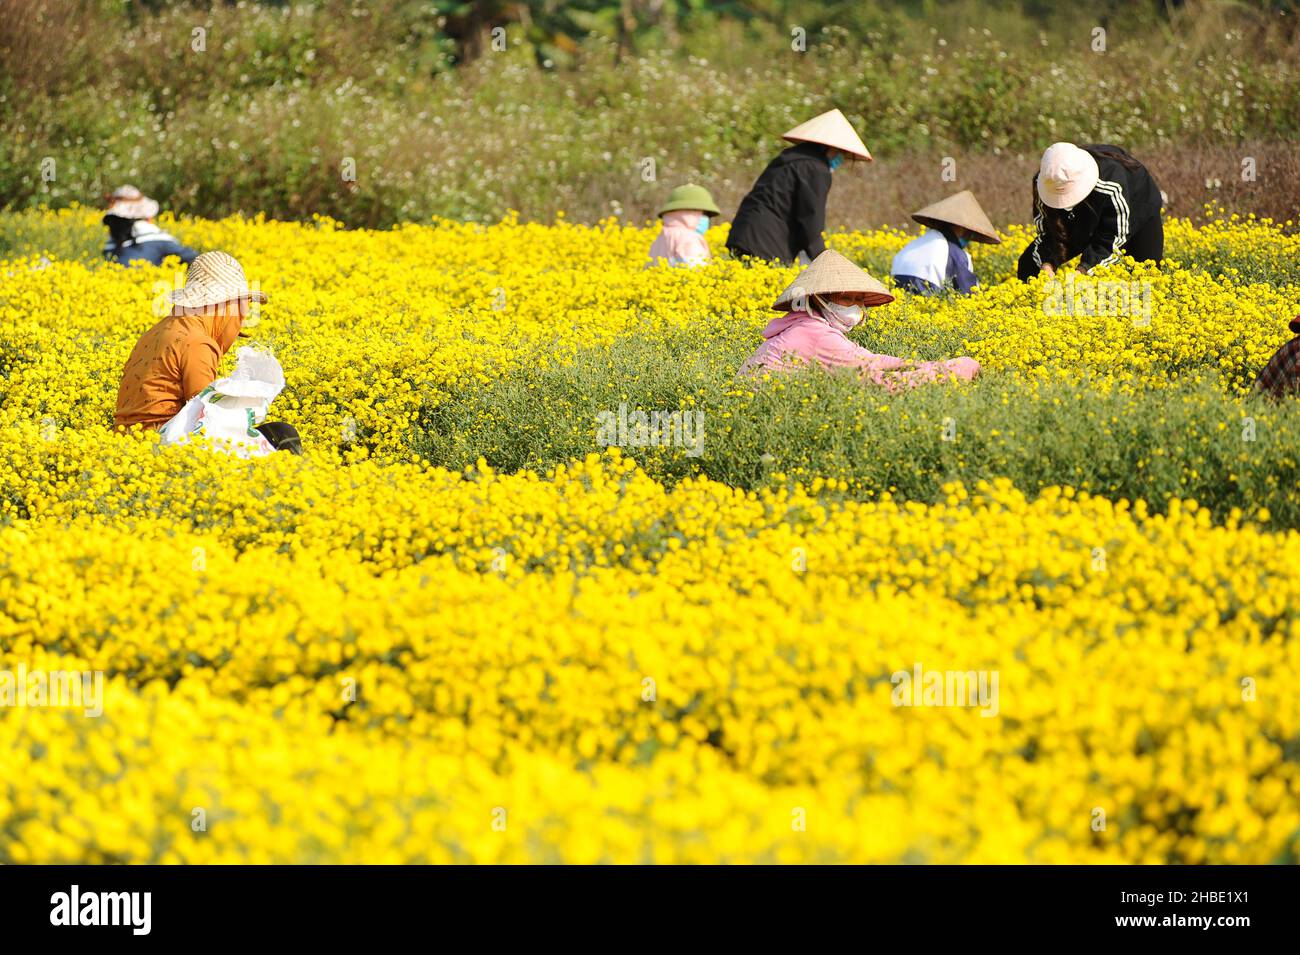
160,346,286,458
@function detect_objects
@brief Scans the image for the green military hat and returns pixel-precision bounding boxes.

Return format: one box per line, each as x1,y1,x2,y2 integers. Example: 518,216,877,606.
658,184,721,218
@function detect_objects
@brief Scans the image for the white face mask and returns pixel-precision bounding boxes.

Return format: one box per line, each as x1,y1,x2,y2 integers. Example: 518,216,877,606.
817,297,863,331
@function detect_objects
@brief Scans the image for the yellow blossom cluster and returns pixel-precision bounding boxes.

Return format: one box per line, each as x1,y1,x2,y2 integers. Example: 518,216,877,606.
2,208,1298,863
2,208,1296,459
1,450,1298,863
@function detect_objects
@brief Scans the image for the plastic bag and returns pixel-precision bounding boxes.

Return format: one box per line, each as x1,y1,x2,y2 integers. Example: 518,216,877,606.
159,346,286,458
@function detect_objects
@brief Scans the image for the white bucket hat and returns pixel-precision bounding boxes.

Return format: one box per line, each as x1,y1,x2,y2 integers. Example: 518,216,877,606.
168,251,268,309
782,109,872,161
1036,143,1099,210
105,184,160,220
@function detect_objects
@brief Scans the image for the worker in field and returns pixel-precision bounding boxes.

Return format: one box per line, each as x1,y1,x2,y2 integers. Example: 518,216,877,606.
726,108,870,266
101,185,200,267
738,249,981,390
647,184,720,267
1253,315,1300,399
114,251,302,453
891,190,1001,295
1017,143,1163,280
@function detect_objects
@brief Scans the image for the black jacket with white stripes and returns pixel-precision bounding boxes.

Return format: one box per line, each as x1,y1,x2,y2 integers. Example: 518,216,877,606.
1028,145,1162,271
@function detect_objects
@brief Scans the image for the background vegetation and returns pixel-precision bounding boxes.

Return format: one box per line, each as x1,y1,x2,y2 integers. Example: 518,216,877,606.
2,0,1299,228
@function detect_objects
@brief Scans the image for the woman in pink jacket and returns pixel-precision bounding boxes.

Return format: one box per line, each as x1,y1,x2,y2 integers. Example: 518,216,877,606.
647,184,720,268
738,250,981,390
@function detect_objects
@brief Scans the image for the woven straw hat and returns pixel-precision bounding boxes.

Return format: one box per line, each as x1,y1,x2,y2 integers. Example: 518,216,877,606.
105,184,159,220
782,109,872,161
168,251,267,309
659,184,721,217
911,190,1002,244
1037,143,1099,210
772,250,894,311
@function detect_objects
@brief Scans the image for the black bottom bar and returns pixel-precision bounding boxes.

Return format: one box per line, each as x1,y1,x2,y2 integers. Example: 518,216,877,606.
0,865,1289,942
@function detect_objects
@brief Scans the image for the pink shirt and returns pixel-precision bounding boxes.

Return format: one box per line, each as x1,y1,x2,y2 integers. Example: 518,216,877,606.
647,211,711,267
738,311,980,391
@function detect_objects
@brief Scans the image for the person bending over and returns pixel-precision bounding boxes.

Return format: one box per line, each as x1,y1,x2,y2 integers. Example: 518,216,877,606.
1018,143,1163,281
891,190,1001,295
102,185,199,267
114,251,301,453
739,249,981,390
726,109,871,266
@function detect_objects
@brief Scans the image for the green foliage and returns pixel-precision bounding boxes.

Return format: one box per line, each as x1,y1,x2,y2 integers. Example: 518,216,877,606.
2,1,1298,226
415,335,1300,527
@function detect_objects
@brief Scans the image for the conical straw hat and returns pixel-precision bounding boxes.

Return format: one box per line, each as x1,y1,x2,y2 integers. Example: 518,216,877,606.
772,250,894,311
782,109,872,161
910,190,1002,244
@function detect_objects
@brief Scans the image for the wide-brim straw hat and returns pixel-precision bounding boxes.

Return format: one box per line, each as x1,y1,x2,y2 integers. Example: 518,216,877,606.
911,190,1002,244
659,183,721,217
782,109,872,161
772,249,894,311
1036,142,1099,210
167,251,268,309
104,184,160,220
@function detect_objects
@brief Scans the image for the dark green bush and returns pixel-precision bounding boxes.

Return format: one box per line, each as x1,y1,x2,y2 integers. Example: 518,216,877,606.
415,333,1300,527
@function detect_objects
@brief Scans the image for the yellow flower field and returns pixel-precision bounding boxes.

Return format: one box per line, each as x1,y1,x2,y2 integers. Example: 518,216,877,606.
2,209,1299,863
2,208,1297,457
1,453,1299,863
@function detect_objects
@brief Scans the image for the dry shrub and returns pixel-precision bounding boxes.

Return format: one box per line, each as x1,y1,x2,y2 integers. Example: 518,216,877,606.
0,0,114,96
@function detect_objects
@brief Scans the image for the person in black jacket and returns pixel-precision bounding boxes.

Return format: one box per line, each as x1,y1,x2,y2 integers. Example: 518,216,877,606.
726,108,871,266
1017,143,1163,281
